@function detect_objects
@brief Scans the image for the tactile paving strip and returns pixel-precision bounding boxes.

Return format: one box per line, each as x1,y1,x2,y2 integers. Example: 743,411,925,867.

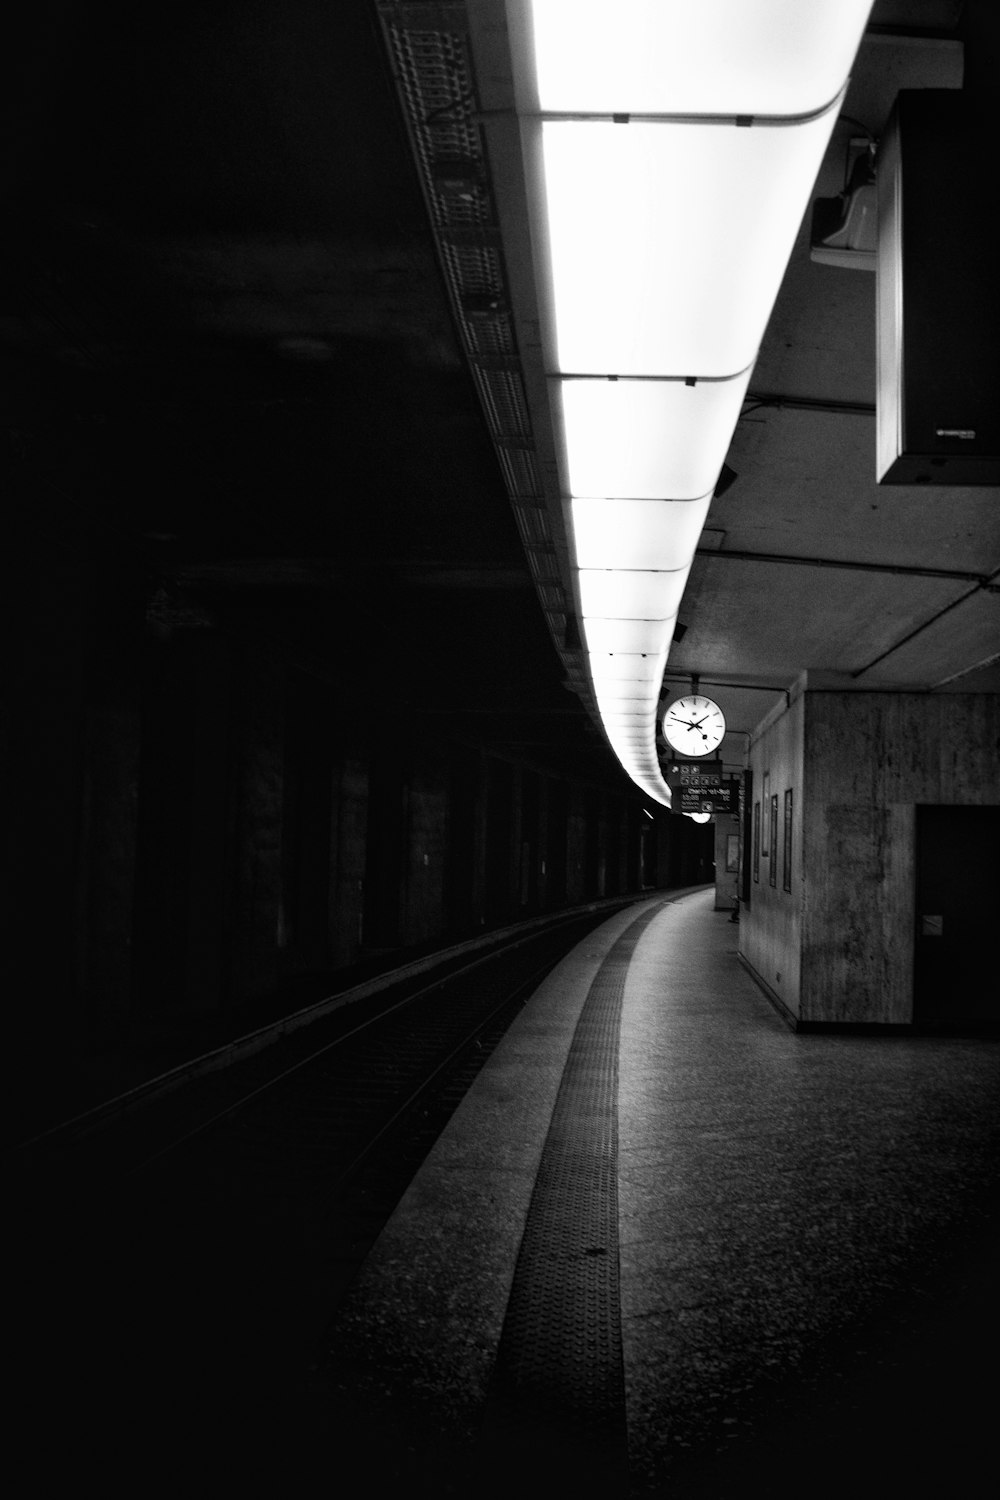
477,903,663,1485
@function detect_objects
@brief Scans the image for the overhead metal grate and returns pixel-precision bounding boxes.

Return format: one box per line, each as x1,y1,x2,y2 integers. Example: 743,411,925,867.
377,1,579,688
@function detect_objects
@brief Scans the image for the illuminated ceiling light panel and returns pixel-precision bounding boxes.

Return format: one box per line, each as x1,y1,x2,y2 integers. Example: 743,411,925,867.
593,678,658,702
600,731,660,754
500,4,873,809
608,723,652,735
598,701,653,715
588,651,666,683
596,705,657,729
583,617,676,655
578,564,691,621
541,104,843,377
589,682,664,701
517,0,873,118
573,497,712,572
595,697,659,722
590,700,658,718
599,730,654,749
604,722,655,738
599,717,653,735
561,378,751,500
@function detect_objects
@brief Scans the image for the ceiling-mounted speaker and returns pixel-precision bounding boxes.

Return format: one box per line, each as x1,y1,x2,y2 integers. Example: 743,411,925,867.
876,91,1000,484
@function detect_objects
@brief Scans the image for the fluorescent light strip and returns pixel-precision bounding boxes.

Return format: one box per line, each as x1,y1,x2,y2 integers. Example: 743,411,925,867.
596,702,659,723
578,563,692,622
596,712,658,731
541,103,843,377
505,3,871,803
588,652,667,683
560,377,752,500
583,618,677,655
574,498,712,572
513,0,873,118
594,690,660,712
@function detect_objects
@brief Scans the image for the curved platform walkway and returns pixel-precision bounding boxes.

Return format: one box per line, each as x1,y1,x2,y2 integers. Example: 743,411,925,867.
316,888,999,1499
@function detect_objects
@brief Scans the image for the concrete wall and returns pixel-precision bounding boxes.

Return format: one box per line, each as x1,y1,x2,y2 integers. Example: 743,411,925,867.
741,681,1000,1026
740,691,805,1019
800,690,1000,1024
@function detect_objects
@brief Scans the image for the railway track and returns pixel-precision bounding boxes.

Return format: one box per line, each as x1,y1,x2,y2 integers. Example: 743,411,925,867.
8,904,635,1457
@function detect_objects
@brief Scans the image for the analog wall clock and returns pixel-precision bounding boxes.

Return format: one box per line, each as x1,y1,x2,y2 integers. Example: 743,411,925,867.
662,694,726,756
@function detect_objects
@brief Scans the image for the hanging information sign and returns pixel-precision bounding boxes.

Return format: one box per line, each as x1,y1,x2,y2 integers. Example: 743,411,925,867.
664,762,742,815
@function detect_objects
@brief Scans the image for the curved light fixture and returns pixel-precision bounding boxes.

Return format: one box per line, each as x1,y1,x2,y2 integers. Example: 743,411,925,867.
540,108,845,378
507,0,874,805
560,379,752,499
513,0,875,117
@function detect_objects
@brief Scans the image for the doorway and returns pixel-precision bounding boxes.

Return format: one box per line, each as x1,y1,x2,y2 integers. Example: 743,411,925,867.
913,804,1000,1024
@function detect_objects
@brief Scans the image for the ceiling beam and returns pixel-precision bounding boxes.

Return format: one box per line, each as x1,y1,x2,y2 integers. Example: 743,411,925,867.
744,390,875,417
852,568,1000,677
694,547,991,585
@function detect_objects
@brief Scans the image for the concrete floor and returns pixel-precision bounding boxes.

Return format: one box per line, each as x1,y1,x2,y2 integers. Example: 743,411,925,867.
319,889,1000,1498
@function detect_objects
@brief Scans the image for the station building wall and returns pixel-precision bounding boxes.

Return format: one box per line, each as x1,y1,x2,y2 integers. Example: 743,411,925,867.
740,690,805,1020
741,677,1000,1027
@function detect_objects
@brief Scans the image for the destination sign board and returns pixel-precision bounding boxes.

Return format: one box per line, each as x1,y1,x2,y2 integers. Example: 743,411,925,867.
663,763,742,815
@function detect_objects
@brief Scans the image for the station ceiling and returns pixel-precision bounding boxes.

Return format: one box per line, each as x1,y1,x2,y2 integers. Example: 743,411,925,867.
5,1,998,796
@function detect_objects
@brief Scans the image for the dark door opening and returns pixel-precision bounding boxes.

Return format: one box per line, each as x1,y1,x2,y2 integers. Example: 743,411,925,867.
913,804,1000,1025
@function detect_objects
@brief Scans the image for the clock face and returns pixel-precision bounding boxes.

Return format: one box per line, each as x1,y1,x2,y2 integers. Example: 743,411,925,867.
662,695,726,756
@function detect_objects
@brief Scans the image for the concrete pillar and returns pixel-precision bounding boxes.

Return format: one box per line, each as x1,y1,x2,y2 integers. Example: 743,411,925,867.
329,746,368,969
565,784,588,905
75,578,144,1041
226,641,286,1007
6,543,88,1052
399,743,450,946
131,617,232,1022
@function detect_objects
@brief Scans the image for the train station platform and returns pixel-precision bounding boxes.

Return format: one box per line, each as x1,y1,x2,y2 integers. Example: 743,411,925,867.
315,887,1000,1498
